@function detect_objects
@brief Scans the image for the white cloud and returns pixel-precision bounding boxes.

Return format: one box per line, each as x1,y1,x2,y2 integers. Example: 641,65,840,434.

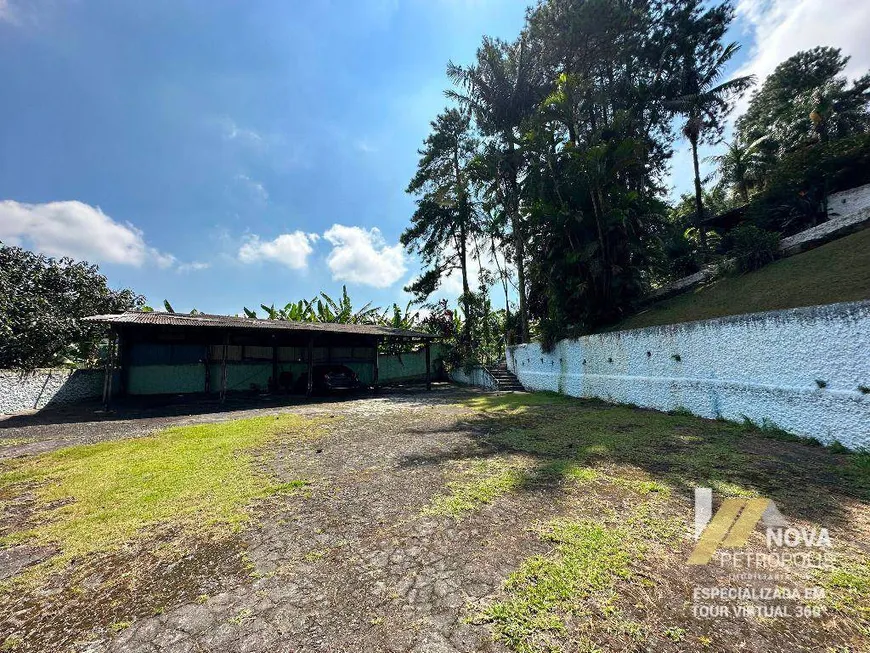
323,224,406,288
238,231,318,269
0,199,176,267
734,0,870,114
0,0,17,24
234,174,269,202
219,117,265,146
177,261,210,273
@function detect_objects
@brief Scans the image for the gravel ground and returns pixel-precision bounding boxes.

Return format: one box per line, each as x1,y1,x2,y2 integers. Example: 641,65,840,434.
1,385,553,653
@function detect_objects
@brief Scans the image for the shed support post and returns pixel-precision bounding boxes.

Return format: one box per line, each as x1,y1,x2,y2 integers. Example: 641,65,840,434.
220,332,229,404
425,341,431,391
204,345,211,394
306,335,314,397
117,329,129,398
102,330,117,411
271,339,278,394
373,338,379,393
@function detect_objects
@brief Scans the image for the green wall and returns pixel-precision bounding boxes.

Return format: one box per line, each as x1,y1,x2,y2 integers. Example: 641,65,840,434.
126,346,442,395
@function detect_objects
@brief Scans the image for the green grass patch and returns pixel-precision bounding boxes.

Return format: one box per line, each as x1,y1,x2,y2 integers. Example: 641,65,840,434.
0,413,320,575
479,519,631,653
613,227,870,331
815,557,870,635
423,458,528,518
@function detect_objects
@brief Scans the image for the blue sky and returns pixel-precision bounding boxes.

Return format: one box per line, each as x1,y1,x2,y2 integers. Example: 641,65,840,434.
1,0,867,315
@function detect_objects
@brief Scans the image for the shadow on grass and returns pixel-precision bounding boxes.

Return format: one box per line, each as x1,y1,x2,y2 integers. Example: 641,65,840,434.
399,392,870,528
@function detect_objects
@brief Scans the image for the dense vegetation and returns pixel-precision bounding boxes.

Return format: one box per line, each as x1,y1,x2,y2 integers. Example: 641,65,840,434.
0,243,143,370
403,0,870,352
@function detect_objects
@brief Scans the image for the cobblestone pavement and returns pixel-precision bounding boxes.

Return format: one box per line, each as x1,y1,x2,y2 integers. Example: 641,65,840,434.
1,386,561,653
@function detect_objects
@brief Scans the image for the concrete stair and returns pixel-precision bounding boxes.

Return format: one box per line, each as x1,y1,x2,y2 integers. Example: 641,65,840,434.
485,363,525,392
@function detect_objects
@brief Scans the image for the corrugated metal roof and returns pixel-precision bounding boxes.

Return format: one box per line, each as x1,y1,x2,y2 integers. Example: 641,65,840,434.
83,312,435,339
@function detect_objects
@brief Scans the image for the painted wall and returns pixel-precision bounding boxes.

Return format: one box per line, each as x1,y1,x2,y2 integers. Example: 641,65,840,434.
125,346,440,395
507,301,870,449
828,183,870,218
449,366,498,390
0,369,112,413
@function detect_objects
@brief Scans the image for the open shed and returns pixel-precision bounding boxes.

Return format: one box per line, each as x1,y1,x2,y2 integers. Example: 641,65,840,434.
83,312,437,406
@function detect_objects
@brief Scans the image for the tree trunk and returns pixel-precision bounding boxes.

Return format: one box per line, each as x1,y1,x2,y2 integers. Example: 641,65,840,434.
458,217,472,347
507,139,528,343
690,136,708,256
453,146,473,348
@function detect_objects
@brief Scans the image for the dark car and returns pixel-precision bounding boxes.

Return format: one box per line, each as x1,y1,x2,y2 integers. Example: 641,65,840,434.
294,364,361,394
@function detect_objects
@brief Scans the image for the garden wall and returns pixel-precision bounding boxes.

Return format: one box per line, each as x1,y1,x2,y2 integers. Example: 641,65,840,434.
0,369,111,413
449,366,498,390
506,301,870,449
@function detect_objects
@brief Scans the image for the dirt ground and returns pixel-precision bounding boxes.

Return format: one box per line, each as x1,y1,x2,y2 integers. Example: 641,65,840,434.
0,385,867,653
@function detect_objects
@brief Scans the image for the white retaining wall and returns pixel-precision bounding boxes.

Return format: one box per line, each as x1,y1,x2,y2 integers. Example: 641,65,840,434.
449,366,499,390
0,369,108,414
828,183,870,218
507,301,870,449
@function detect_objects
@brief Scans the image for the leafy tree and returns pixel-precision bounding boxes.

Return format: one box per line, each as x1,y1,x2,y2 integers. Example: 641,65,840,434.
447,35,545,343
708,135,769,203
0,244,143,369
402,109,480,345
246,286,380,324
737,47,870,154
665,0,753,253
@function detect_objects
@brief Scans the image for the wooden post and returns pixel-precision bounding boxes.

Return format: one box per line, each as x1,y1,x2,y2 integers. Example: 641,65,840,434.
204,344,211,394
306,335,314,397
372,338,379,392
425,341,431,391
117,328,129,398
271,338,278,394
219,332,229,404
102,331,117,410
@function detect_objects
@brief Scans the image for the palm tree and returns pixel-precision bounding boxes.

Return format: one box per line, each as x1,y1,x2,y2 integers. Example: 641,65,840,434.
668,34,754,254
447,35,544,343
707,135,769,204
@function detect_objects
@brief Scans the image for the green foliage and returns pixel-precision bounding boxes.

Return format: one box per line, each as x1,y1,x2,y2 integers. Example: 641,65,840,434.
245,285,382,325
402,108,480,347
737,47,870,157
725,224,781,272
746,133,870,234
0,244,143,370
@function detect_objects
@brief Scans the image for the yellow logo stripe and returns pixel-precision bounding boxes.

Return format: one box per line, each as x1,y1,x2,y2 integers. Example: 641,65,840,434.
687,498,745,565
721,498,770,548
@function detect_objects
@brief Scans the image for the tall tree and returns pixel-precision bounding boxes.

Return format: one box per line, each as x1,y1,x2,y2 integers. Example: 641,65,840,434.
447,36,544,343
402,109,480,345
737,47,870,153
515,0,675,334
665,0,753,253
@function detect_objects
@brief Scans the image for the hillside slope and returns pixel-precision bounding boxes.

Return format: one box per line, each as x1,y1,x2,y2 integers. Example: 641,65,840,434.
613,227,870,331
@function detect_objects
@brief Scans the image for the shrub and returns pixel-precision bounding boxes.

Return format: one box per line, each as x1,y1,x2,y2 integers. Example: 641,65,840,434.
726,224,781,272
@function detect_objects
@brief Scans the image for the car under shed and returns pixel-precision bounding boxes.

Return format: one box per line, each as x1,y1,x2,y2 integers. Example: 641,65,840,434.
83,312,438,406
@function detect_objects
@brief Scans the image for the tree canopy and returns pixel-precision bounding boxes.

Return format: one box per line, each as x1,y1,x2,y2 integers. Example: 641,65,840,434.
0,243,143,370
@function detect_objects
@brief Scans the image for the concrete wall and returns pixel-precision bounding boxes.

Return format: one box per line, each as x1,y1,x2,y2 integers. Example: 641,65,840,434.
449,366,498,390
828,183,870,218
507,301,870,449
0,369,111,413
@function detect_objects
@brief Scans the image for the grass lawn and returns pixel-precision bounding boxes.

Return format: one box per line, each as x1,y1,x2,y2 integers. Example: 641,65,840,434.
613,227,870,331
459,393,870,652
0,389,867,652
0,413,319,584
